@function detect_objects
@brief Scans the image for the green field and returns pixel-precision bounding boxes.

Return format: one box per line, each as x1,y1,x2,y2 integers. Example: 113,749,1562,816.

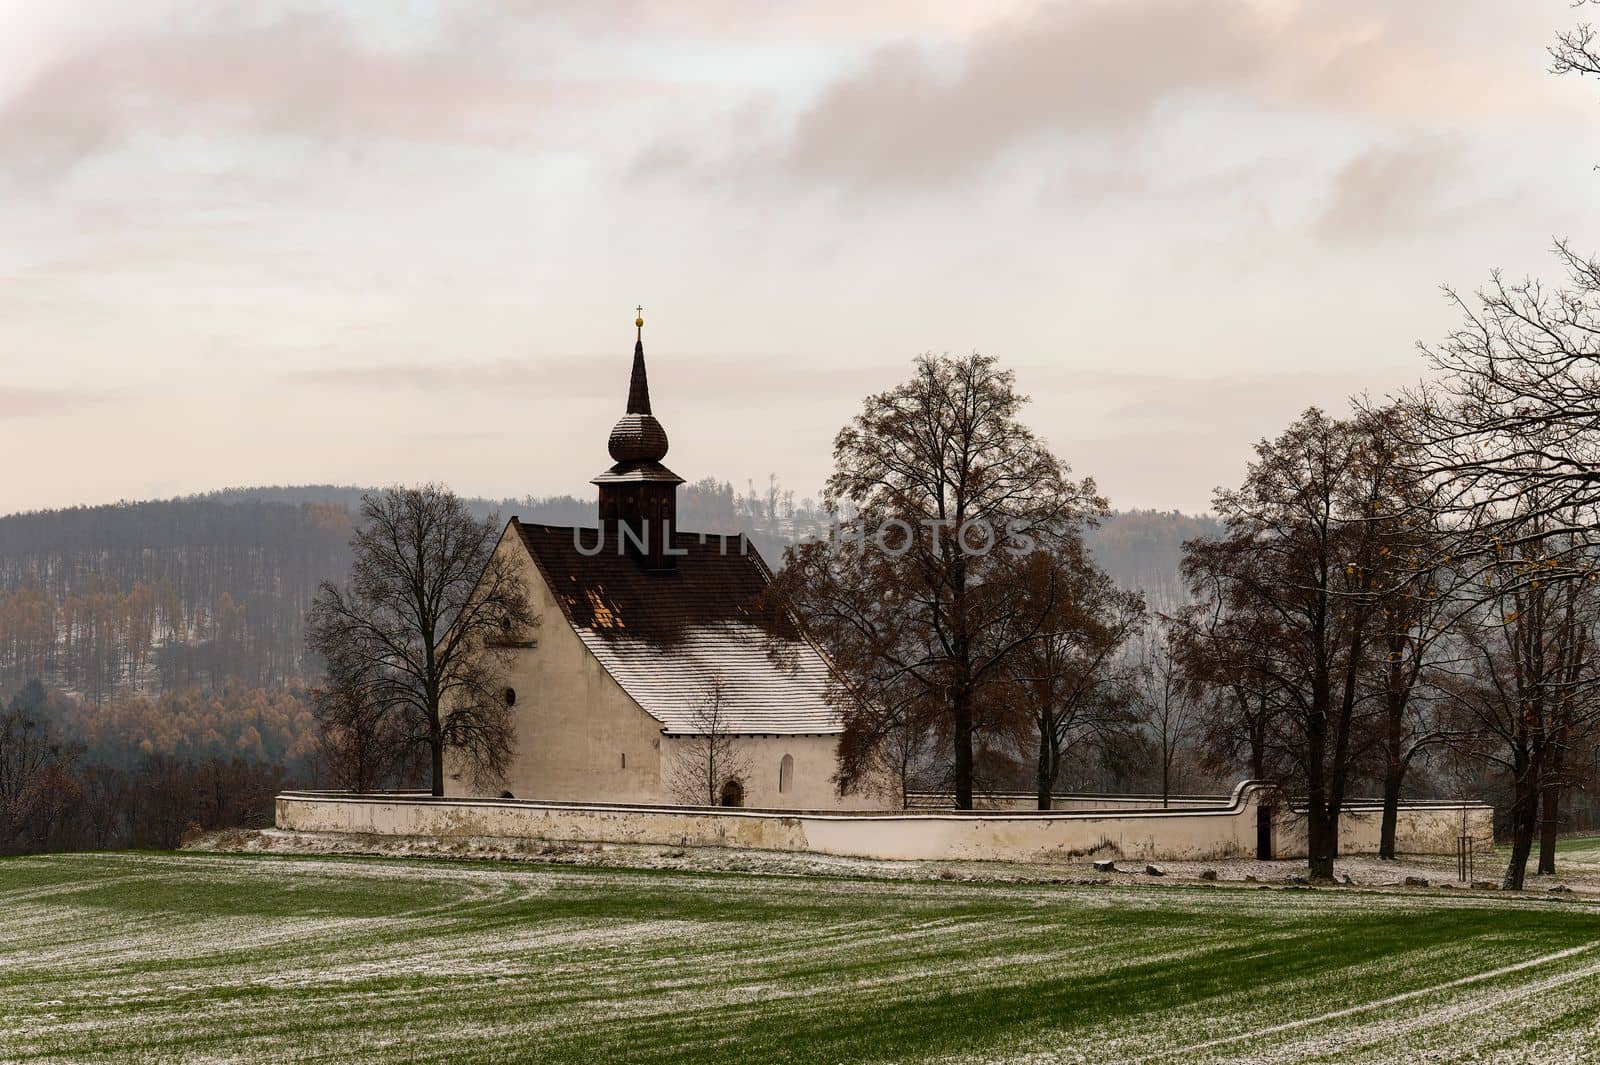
1553,834,1600,861
4,852,1600,1063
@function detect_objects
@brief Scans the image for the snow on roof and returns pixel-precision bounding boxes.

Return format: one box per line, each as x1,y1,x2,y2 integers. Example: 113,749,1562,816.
514,522,844,736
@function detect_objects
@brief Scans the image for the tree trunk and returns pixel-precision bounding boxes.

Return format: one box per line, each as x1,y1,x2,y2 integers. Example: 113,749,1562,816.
1378,659,1406,861
430,733,445,798
1249,713,1271,859
1306,802,1336,881
1538,773,1562,876
1035,727,1054,811
1537,732,1565,875
1502,767,1539,890
1378,762,1402,860
1305,694,1334,879
953,687,974,810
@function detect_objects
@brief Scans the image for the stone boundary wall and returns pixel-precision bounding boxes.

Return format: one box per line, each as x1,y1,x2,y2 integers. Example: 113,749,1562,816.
907,792,1236,813
276,782,1494,863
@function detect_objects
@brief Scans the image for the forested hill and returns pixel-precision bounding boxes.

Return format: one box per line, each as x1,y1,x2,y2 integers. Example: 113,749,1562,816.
1085,509,1224,616
0,486,1217,703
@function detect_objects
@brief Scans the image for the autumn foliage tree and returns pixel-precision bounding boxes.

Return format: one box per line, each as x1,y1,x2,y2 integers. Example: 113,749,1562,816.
775,354,1105,808
1185,409,1394,880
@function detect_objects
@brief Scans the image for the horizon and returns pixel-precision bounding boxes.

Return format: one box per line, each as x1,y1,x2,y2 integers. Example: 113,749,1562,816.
0,479,1222,522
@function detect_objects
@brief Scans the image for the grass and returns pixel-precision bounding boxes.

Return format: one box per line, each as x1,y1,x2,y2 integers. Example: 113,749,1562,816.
1556,834,1600,860
3,852,1600,1063
1454,832,1600,878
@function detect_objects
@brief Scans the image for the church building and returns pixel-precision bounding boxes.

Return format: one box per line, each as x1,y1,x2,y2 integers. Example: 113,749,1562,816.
447,315,876,810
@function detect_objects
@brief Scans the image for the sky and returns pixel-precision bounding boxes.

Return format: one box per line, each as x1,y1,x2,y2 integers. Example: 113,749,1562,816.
2,0,1598,517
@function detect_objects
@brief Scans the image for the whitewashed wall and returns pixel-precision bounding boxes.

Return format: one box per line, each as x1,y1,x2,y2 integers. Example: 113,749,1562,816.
277,782,1492,863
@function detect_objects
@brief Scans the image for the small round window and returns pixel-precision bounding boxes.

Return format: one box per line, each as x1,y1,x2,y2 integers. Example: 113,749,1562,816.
503,687,517,706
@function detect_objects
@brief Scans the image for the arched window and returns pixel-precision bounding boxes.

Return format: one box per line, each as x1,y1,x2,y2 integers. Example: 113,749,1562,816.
778,754,794,795
503,687,517,706
719,779,745,808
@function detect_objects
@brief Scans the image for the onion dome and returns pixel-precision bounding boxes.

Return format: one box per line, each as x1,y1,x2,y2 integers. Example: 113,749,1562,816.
608,311,670,463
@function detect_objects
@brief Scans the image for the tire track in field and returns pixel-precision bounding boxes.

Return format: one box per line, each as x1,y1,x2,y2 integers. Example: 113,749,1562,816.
1120,942,1600,1064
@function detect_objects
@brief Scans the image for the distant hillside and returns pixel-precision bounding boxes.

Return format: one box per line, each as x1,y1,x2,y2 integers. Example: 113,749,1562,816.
1084,509,1224,616
0,497,351,700
0,486,1217,701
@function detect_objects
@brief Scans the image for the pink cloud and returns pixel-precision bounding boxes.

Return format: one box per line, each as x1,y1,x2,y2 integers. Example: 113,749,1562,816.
671,0,1576,192
1315,138,1464,242
0,386,119,417
492,0,1025,41
0,11,669,183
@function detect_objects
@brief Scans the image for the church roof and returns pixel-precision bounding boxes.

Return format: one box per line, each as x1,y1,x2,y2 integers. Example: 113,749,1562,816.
513,520,845,736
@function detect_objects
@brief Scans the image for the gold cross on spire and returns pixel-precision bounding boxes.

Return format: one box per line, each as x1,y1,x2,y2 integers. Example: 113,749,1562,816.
635,305,644,332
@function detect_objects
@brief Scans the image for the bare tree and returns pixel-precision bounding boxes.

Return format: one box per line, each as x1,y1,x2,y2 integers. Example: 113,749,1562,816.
667,674,749,806
0,695,83,855
775,354,1104,808
846,687,940,809
312,686,425,793
307,485,537,797
1395,247,1600,569
77,764,128,850
1007,548,1144,809
1433,520,1600,889
1552,7,1600,82
1171,584,1292,858
1135,623,1200,807
1364,547,1465,860
1349,408,1470,859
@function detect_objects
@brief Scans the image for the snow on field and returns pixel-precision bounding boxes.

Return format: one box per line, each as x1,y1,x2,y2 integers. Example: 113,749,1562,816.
3,848,1600,1063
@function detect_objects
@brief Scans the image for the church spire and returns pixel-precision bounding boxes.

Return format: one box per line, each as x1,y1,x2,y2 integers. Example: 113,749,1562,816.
595,307,684,571
607,308,670,463
627,306,652,416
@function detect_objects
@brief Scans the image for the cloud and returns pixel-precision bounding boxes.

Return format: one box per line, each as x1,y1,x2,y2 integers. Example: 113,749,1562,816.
0,9,655,184
492,0,1026,41
0,386,118,417
780,1,1269,188
657,0,1562,194
1314,138,1468,242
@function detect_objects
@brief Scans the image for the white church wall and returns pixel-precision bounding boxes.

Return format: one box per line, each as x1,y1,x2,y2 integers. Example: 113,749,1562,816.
445,526,668,803
659,733,887,811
